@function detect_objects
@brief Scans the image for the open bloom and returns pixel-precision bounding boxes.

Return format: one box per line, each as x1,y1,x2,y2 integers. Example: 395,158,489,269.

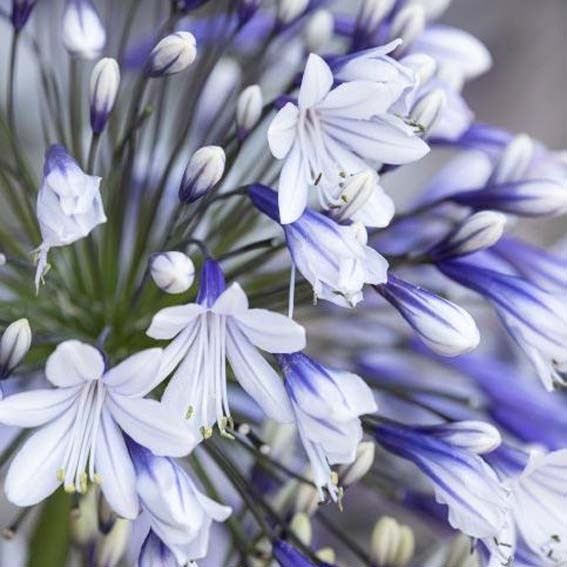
250,184,389,307
267,52,429,223
276,352,377,500
147,259,305,436
0,341,195,518
129,441,231,565
35,144,106,290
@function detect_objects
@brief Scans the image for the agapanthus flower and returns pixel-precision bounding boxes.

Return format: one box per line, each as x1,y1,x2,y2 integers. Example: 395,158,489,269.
147,259,305,436
0,341,195,518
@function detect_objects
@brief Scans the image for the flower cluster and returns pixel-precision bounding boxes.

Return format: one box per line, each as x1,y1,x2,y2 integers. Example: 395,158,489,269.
0,0,565,566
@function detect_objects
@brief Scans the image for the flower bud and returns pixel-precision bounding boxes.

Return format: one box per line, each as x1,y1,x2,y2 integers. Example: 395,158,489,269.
276,0,309,25
337,441,375,487
145,31,197,78
410,89,446,134
11,0,38,31
89,58,120,135
70,490,98,547
491,133,534,184
446,534,480,567
62,0,106,60
150,251,195,294
377,274,480,357
0,319,31,378
316,547,336,563
408,0,453,20
290,513,312,546
98,496,117,534
237,0,263,24
236,85,263,140
304,10,334,53
95,519,130,567
428,211,507,260
356,0,396,39
0,254,5,266
400,53,437,86
179,145,226,202
371,517,415,567
429,421,502,454
389,4,426,54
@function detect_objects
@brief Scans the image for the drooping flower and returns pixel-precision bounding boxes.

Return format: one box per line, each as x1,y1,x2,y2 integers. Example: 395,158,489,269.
147,259,305,436
249,184,389,307
276,352,377,500
35,144,107,291
267,52,429,223
129,440,231,566
0,340,196,518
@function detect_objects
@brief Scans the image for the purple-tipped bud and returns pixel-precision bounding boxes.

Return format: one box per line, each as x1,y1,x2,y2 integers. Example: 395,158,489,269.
0,319,31,379
196,259,226,307
89,58,120,135
11,0,38,31
145,32,197,78
179,146,225,203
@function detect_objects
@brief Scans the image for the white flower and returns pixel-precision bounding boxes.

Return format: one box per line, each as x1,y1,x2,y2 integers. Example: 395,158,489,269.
267,53,429,224
35,144,107,291
147,259,305,436
62,0,106,60
277,352,377,500
0,340,196,518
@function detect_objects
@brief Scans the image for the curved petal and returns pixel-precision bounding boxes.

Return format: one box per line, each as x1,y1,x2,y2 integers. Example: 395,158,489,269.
350,186,395,228
95,406,139,519
268,103,299,159
146,304,206,340
211,283,249,316
103,348,163,398
278,143,309,224
226,322,294,423
0,387,80,427
298,54,333,109
106,394,197,457
46,340,105,386
138,531,179,567
233,310,306,353
5,407,76,506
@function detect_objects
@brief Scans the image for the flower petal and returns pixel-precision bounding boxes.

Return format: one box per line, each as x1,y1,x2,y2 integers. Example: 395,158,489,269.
106,394,197,457
268,103,299,159
226,322,294,423
146,304,206,340
211,282,249,316
5,407,75,506
233,309,306,353
298,53,333,109
46,340,105,386
0,387,80,427
103,348,163,398
95,406,139,519
278,143,309,224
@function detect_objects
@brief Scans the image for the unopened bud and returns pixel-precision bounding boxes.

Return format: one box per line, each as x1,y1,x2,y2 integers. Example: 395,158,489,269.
95,519,130,567
371,517,415,567
290,513,312,546
316,547,336,563
62,0,106,60
400,53,437,86
356,0,396,39
70,489,98,546
0,319,31,378
446,533,480,567
150,251,196,294
408,0,453,20
293,472,319,517
0,254,6,266
276,0,309,25
491,134,535,184
179,145,226,202
389,4,426,54
236,85,263,140
429,421,502,454
337,441,375,487
89,58,120,135
237,0,263,23
98,496,116,534
410,89,446,133
304,10,334,53
11,0,38,31
328,170,379,225
428,211,506,260
145,31,197,78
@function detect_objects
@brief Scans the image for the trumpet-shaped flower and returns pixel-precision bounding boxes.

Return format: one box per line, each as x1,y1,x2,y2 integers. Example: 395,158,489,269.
267,52,429,223
276,352,377,500
35,144,107,290
147,259,305,437
129,441,231,565
0,341,196,519
249,184,389,307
